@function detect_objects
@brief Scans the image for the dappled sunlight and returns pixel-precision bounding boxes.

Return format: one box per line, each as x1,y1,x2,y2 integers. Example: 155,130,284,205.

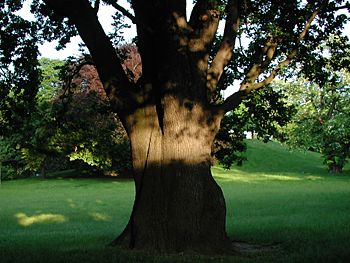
259,174,302,181
214,173,255,183
304,175,323,180
90,212,112,222
212,166,324,183
67,198,77,208
15,212,67,227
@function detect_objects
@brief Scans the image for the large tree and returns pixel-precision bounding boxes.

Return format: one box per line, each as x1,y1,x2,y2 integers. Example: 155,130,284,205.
2,0,350,253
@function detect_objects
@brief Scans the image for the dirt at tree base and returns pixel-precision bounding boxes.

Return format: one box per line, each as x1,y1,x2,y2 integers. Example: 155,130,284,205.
232,240,282,256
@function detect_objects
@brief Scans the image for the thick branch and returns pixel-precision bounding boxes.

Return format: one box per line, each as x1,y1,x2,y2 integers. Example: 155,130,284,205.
188,10,220,53
243,50,297,92
188,0,223,52
43,0,133,111
189,0,209,29
325,93,339,121
242,37,279,87
207,0,241,93
217,90,246,114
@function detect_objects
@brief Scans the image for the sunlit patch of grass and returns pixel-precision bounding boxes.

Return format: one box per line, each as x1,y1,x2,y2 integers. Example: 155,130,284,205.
14,212,67,227
212,166,323,183
90,212,112,222
67,198,77,208
213,169,302,182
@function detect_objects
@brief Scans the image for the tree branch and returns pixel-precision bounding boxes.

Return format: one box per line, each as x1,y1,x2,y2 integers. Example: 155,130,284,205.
105,0,153,34
323,3,350,13
43,0,134,112
94,0,100,14
188,10,221,53
243,49,297,92
217,90,246,115
218,2,328,113
207,0,241,93
187,0,223,52
189,0,208,29
325,91,339,121
240,4,322,93
241,37,279,88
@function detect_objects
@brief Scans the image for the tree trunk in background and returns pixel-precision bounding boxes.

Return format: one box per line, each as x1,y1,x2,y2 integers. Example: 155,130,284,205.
329,163,342,174
41,158,46,178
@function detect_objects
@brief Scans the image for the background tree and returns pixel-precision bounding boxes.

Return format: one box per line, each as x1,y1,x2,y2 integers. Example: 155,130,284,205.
0,1,40,136
278,35,350,173
214,85,295,169
54,61,131,175
2,0,350,253
0,56,132,179
280,73,350,173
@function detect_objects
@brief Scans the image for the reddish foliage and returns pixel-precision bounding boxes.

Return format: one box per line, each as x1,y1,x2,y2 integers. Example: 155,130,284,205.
71,44,142,98
72,64,106,97
118,44,142,83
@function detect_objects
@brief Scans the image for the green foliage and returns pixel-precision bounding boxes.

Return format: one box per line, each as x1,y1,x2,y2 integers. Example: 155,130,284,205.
224,1,349,83
37,57,65,101
240,86,296,142
0,3,40,135
2,0,350,177
275,34,350,173
322,110,350,171
214,86,295,169
30,0,78,49
53,89,131,174
0,136,21,180
280,74,350,173
0,57,131,179
214,111,247,169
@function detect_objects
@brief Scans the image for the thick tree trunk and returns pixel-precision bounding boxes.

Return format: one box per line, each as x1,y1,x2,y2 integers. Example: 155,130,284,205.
113,103,231,253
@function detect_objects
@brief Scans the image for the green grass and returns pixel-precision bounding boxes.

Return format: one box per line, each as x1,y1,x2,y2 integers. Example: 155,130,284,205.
1,140,350,262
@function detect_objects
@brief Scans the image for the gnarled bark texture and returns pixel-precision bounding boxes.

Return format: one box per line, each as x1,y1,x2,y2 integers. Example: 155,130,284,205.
114,102,231,252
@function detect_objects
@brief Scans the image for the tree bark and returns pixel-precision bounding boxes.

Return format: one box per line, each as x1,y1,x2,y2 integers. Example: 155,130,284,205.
113,101,231,253
329,163,343,174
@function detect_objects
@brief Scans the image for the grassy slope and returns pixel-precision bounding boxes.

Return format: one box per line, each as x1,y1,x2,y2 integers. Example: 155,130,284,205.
0,140,350,262
214,140,350,262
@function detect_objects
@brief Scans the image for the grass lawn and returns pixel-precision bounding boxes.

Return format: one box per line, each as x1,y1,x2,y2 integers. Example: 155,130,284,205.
1,140,350,262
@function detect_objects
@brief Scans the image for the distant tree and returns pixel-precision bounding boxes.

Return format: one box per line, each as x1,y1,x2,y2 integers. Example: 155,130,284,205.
0,3,39,136
37,58,65,100
280,35,350,173
281,73,350,173
9,58,65,177
1,56,132,178
34,57,132,176
53,79,131,175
